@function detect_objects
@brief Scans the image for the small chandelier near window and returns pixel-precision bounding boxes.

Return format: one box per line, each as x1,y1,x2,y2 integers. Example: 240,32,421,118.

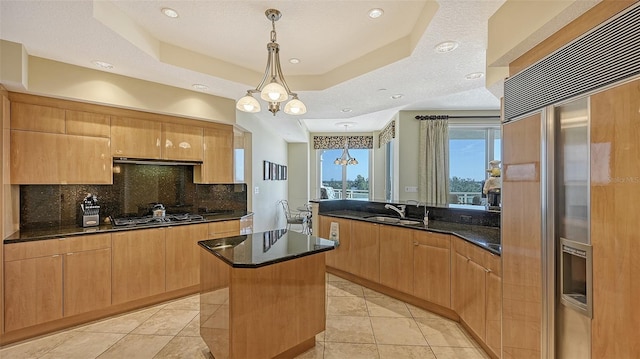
334,124,358,166
236,9,307,116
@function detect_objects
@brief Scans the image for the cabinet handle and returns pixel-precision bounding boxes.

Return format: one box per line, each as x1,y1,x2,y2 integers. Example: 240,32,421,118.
413,242,419,246
485,268,492,273
466,256,471,262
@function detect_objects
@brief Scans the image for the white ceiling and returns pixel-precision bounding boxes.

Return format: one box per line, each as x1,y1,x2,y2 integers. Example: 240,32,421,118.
0,1,591,142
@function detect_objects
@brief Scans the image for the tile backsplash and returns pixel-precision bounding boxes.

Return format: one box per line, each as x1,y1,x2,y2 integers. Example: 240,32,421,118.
20,164,247,229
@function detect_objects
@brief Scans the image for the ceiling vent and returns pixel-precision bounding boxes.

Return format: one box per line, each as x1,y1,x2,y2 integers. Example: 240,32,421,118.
504,4,640,121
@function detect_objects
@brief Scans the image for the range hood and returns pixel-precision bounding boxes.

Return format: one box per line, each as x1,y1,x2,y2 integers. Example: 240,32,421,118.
113,158,203,166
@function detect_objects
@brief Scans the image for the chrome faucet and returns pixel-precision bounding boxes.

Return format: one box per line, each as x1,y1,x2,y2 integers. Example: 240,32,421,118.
384,204,406,218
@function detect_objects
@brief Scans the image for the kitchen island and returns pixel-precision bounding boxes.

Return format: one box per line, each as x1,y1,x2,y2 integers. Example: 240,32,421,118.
198,229,336,359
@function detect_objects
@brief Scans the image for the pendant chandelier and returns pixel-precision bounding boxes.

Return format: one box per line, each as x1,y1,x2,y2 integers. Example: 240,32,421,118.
334,124,358,166
236,9,307,116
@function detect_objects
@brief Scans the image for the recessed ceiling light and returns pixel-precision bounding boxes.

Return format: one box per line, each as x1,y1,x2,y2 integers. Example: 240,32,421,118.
341,108,352,113
289,58,300,64
161,7,179,18
336,121,356,128
92,60,114,69
465,72,485,80
377,88,387,92
434,41,459,53
192,84,209,91
368,8,384,19
391,94,403,99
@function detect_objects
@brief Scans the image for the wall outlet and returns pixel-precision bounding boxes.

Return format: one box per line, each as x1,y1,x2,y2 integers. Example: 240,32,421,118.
254,186,259,194
404,186,418,193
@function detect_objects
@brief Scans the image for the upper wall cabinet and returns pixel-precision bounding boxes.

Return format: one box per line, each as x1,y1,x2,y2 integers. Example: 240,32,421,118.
161,123,203,161
195,127,234,183
11,102,65,133
65,110,110,138
11,130,112,184
111,116,162,159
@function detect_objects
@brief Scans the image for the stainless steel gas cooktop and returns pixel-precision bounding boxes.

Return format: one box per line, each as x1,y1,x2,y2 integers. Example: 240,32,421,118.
111,213,204,227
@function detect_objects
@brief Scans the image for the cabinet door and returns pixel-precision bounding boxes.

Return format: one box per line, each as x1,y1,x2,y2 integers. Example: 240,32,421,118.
322,217,351,272
11,102,65,133
413,232,451,308
112,228,166,304
196,127,233,183
379,225,414,293
349,221,379,282
166,223,208,291
64,248,111,316
455,252,487,340
65,110,110,137
4,255,63,331
111,116,161,159
162,123,203,161
486,271,502,357
11,131,111,184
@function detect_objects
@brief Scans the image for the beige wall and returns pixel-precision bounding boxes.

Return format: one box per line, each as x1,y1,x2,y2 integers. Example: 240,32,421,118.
236,112,289,232
287,143,310,211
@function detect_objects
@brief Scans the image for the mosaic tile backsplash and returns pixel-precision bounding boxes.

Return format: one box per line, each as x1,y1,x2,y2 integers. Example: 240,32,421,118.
20,164,247,229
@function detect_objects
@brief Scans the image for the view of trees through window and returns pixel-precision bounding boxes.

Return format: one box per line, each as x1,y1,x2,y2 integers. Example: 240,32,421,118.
449,127,501,205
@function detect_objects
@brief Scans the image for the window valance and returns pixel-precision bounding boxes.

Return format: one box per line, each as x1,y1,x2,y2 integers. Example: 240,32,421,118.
378,120,395,148
313,135,373,150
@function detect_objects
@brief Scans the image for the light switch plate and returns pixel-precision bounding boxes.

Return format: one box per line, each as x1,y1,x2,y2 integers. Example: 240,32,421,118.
254,186,259,194
405,186,418,193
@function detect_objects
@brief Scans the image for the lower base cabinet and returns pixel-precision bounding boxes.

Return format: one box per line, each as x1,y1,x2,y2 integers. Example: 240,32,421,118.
112,228,166,305
4,255,63,332
3,233,112,332
413,232,451,308
379,225,414,294
166,224,208,291
64,247,111,317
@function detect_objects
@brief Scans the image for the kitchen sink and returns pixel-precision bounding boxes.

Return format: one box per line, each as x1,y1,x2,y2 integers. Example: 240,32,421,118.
365,216,422,226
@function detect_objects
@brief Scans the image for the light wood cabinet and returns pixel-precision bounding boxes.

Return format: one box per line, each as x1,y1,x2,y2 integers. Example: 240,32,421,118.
11,130,112,184
486,270,502,356
161,123,203,161
166,223,209,291
413,231,451,308
379,225,414,294
207,220,241,239
452,238,502,357
112,228,166,304
11,102,65,133
195,127,234,183
111,116,162,159
349,220,380,282
65,110,110,137
318,216,351,272
4,254,63,332
64,248,111,317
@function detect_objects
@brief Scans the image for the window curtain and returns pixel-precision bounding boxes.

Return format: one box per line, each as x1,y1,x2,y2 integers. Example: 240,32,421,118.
418,120,449,205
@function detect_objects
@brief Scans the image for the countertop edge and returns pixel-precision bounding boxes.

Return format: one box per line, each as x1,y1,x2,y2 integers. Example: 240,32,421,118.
4,212,254,244
198,241,335,268
319,211,501,256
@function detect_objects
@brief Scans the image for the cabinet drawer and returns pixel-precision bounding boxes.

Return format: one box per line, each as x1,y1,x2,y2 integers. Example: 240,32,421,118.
414,231,450,249
208,220,240,237
485,252,501,276
4,240,61,261
60,233,111,253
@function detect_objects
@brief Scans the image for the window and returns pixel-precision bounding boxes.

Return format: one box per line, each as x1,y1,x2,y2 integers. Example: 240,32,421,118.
319,149,370,200
448,126,501,206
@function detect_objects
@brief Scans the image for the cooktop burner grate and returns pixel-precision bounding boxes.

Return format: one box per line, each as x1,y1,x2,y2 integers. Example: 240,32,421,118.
111,213,204,227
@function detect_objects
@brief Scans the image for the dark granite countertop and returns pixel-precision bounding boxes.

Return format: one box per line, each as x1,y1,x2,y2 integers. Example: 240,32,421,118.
319,210,501,255
198,229,337,268
3,211,253,244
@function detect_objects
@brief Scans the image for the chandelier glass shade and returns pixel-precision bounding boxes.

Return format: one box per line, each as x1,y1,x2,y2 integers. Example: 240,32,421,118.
236,9,306,116
334,125,358,166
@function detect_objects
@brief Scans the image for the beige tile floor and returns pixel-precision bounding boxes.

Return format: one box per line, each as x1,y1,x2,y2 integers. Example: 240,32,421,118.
0,274,490,359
